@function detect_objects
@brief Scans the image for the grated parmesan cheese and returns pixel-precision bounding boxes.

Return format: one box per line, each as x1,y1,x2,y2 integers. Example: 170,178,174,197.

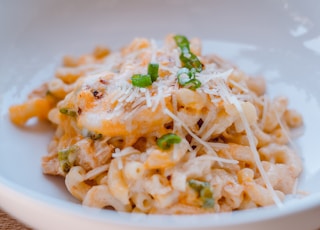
226,85,283,208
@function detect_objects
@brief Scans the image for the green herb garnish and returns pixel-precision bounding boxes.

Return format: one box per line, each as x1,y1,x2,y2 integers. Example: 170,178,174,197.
174,35,203,73
183,78,202,90
148,63,159,82
59,108,77,117
131,74,152,88
188,179,214,208
156,133,182,150
131,63,159,88
58,145,79,173
179,52,203,73
177,68,201,90
173,35,190,53
174,35,203,90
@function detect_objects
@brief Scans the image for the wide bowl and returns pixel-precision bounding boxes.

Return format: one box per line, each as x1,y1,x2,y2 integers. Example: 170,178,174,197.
0,0,320,229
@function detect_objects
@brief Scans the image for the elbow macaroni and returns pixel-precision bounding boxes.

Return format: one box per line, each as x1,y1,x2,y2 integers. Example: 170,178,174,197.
8,35,304,214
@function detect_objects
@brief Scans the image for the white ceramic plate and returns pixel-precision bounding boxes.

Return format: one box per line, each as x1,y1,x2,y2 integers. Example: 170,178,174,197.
1,0,320,229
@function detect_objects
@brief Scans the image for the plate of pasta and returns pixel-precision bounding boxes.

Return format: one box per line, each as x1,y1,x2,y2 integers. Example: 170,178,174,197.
1,1,320,230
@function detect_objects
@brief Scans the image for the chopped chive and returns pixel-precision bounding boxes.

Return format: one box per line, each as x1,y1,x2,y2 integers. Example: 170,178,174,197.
131,74,152,88
202,197,215,208
179,52,203,73
131,63,159,88
188,179,214,208
200,186,214,208
188,179,209,192
177,68,195,84
174,35,203,90
81,128,103,140
200,186,213,200
177,67,196,84
156,133,182,150
177,68,201,90
173,35,191,53
148,63,159,82
174,35,203,73
58,145,79,173
59,108,77,117
184,79,202,90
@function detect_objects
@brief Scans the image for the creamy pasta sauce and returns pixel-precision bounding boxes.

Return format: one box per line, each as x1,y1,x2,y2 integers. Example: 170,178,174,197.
9,35,303,214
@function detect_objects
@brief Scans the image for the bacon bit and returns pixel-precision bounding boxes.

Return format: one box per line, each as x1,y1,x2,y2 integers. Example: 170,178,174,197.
164,121,173,129
186,134,192,143
92,90,103,99
197,118,204,128
78,107,82,115
99,79,108,85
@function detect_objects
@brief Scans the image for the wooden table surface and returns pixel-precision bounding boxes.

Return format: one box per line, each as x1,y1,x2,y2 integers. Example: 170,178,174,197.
0,209,31,230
